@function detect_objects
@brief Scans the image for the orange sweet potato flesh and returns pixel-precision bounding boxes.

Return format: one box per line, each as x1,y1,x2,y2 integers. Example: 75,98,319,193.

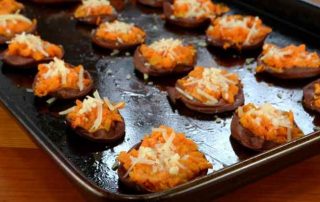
33,63,93,99
0,0,24,14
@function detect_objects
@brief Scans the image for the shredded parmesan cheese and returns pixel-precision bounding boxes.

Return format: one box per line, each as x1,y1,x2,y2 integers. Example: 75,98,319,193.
0,14,31,27
148,38,182,59
124,127,189,178
174,0,214,18
43,58,70,85
102,20,134,34
82,0,110,6
260,44,294,61
179,67,239,105
243,103,292,128
61,91,123,132
8,33,49,57
78,66,84,91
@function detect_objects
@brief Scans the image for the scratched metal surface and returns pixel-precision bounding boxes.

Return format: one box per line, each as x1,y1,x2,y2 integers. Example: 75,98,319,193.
0,0,319,198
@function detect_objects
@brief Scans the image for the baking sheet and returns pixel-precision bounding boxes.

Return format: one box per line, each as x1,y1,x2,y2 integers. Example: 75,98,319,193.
0,0,320,201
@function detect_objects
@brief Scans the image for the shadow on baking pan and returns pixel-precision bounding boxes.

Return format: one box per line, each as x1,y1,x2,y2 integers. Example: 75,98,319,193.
229,136,259,161
255,73,315,89
65,130,114,155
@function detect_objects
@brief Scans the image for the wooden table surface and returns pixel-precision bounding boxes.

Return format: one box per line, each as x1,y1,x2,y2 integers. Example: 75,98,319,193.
1,103,320,202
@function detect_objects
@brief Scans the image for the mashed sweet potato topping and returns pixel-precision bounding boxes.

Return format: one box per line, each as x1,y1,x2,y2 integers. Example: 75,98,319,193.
237,103,303,144
74,0,115,21
172,0,229,19
0,14,36,38
33,58,91,97
206,15,272,49
95,20,145,45
60,91,125,133
6,33,63,61
257,43,320,72
176,66,240,105
118,125,212,192
0,0,24,14
140,38,196,70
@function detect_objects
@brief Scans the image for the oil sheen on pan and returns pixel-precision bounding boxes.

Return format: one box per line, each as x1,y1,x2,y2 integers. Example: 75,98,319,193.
0,0,319,196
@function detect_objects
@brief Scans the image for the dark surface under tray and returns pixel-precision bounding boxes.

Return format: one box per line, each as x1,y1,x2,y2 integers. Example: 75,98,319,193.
0,0,320,201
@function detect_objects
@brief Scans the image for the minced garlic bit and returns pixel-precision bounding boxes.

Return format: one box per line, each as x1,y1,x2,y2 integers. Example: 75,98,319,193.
8,33,49,57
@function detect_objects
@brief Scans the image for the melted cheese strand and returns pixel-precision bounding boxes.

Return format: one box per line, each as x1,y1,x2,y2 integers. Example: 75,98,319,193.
78,66,84,91
176,87,194,100
59,107,76,115
90,100,103,131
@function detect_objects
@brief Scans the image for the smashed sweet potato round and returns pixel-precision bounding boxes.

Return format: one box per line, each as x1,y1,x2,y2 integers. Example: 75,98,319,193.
33,58,94,100
206,15,272,51
117,125,212,193
60,91,126,143
92,20,146,50
74,0,117,25
133,38,197,77
231,103,303,151
168,66,244,114
3,33,64,68
163,0,229,28
256,43,320,79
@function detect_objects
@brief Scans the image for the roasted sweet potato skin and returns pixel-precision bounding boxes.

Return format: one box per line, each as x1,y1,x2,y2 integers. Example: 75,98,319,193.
257,57,320,79
66,118,125,144
92,29,144,50
133,47,196,76
163,1,211,28
117,143,209,193
303,79,320,113
32,64,94,100
167,83,244,114
137,0,163,8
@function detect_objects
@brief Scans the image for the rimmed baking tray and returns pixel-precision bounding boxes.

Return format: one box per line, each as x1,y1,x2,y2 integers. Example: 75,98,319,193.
0,0,320,201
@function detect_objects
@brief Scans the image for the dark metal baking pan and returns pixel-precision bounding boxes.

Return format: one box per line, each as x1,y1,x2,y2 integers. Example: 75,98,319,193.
0,0,320,201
